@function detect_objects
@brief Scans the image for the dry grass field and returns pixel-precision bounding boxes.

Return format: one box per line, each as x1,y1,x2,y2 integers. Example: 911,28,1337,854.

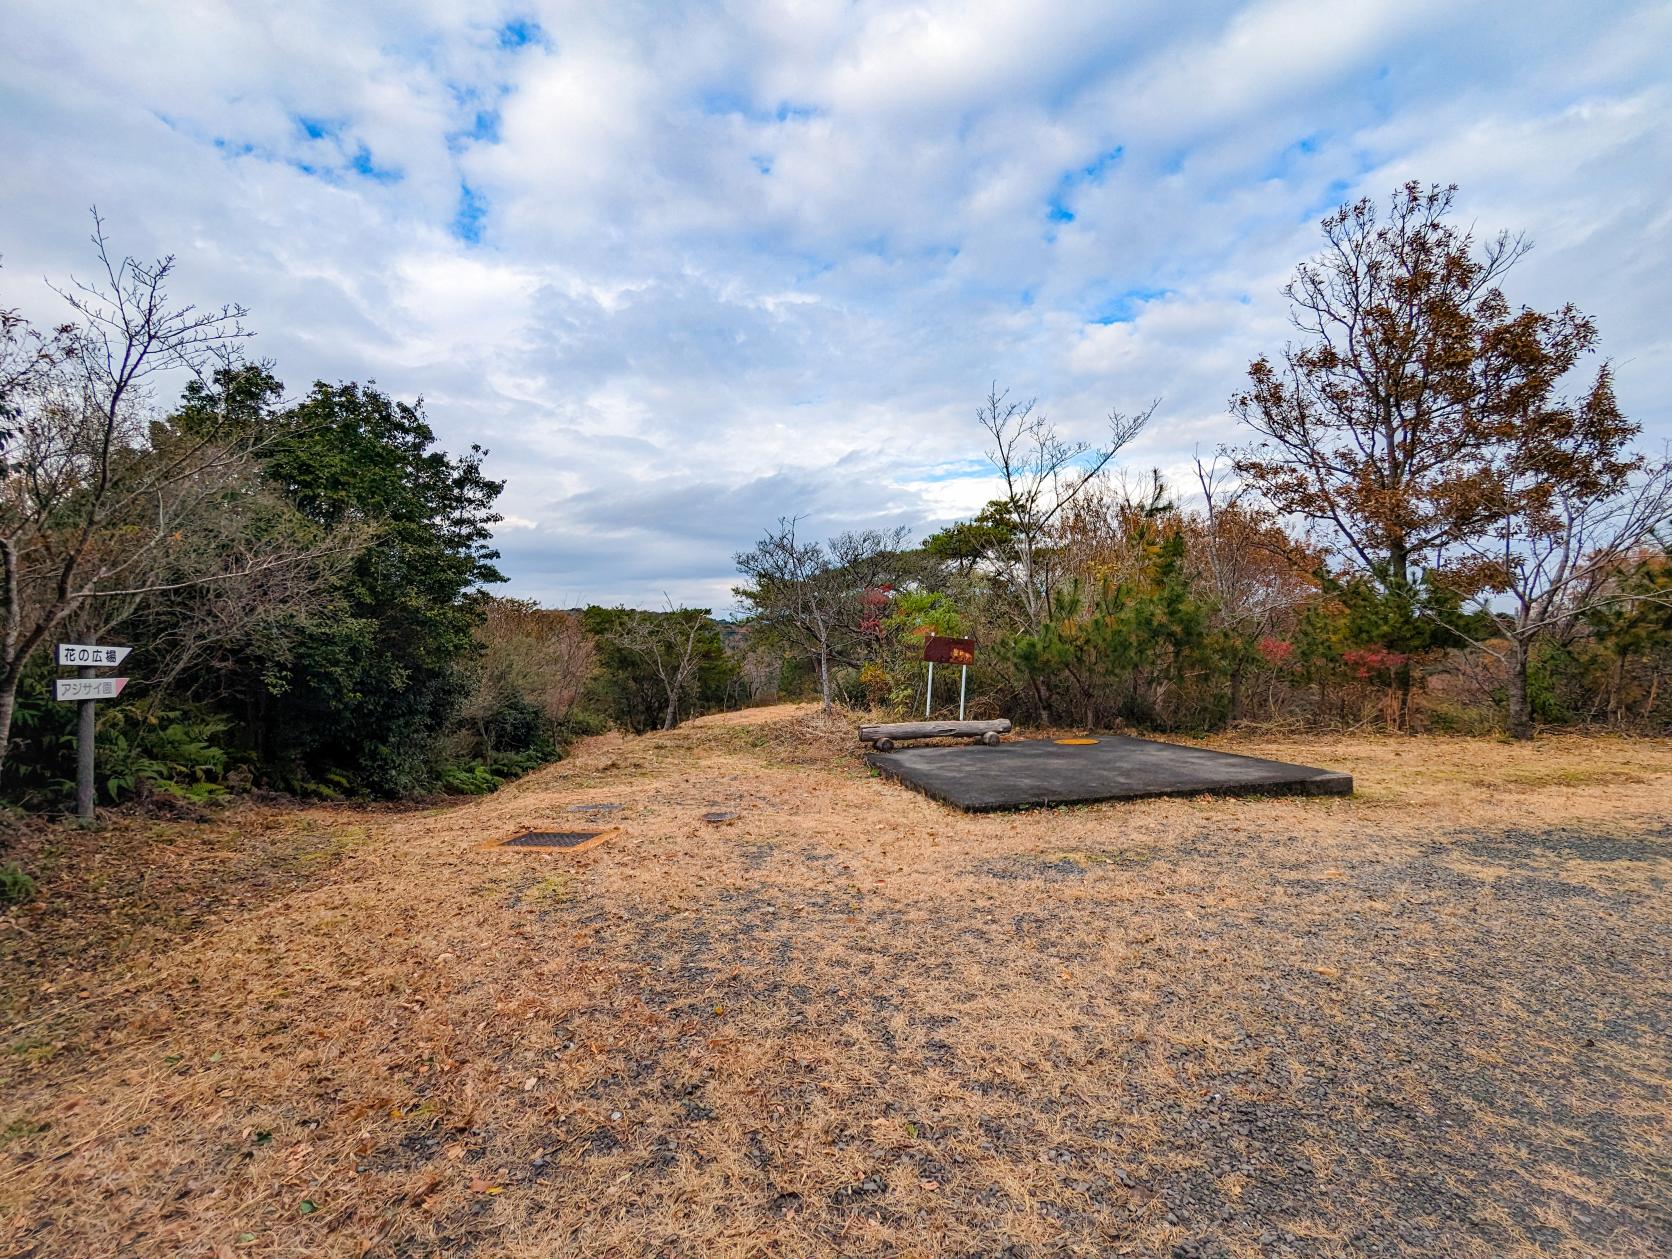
2,706,1669,1258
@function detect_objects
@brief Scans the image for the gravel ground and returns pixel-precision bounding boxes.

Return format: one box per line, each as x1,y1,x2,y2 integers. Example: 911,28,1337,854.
2,711,1668,1257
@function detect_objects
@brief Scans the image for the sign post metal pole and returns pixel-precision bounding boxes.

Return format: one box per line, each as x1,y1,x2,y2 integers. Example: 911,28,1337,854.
54,643,132,824
76,664,96,822
925,661,934,718
958,665,968,721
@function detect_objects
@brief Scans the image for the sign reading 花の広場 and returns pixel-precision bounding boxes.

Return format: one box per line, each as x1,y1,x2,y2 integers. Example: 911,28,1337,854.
56,643,132,667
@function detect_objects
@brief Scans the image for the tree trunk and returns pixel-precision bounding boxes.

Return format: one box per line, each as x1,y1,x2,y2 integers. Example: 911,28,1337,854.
1228,661,1244,726
0,671,17,782
661,692,678,730
1507,641,1533,741
1394,660,1413,732
817,643,832,711
1390,546,1414,733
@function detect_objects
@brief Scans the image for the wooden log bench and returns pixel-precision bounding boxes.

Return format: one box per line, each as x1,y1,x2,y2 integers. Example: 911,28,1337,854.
858,719,1012,752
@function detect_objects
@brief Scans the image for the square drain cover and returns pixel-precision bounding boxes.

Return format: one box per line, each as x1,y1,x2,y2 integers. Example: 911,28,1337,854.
506,830,598,847
489,827,618,853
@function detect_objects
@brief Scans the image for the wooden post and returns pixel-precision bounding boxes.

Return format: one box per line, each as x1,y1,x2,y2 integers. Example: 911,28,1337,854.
958,665,967,721
76,664,96,822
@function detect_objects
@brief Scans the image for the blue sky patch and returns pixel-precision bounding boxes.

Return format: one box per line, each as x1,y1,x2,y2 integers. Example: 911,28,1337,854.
296,115,341,141
701,93,820,124
1301,176,1356,220
1046,143,1123,231
453,183,488,243
917,458,993,483
498,18,545,50
1091,286,1171,324
348,145,402,184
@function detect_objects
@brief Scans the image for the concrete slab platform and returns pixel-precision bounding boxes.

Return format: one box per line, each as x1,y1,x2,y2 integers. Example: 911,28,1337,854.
867,735,1351,812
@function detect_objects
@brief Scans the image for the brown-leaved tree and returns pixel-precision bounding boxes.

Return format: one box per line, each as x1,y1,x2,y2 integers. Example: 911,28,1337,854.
1232,181,1598,726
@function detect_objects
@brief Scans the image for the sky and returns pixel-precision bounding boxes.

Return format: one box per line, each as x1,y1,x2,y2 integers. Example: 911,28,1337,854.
3,1,1670,611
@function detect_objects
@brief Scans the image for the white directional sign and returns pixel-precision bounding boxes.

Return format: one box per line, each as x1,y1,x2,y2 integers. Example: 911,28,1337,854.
56,643,131,667
55,677,129,702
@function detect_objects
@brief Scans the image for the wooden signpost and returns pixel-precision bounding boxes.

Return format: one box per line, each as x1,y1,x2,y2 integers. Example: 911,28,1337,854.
922,634,976,720
54,643,132,822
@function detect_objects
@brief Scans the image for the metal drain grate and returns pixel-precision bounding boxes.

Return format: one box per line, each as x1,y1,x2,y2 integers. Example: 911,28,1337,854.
502,830,603,849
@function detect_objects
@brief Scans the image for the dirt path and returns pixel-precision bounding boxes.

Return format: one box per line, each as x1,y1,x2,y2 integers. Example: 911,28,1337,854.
3,710,1670,1257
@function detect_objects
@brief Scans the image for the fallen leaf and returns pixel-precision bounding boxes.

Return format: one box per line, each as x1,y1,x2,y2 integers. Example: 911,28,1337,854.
407,1172,443,1205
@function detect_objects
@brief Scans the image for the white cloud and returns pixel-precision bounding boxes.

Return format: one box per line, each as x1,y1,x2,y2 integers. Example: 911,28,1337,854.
2,0,1669,610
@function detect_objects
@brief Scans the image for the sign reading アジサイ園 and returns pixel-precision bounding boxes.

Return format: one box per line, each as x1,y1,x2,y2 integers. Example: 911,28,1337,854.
55,676,129,702
56,643,132,667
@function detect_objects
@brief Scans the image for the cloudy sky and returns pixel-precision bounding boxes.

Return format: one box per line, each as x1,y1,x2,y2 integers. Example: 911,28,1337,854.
3,1,1669,610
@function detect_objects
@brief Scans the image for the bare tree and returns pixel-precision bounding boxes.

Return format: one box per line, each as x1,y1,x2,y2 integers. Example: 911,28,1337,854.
473,599,595,725
452,598,596,753
0,214,341,775
735,635,782,705
978,383,1154,629
1,293,77,468
1445,362,1672,738
68,474,366,709
734,519,909,711
1190,454,1322,721
610,602,711,730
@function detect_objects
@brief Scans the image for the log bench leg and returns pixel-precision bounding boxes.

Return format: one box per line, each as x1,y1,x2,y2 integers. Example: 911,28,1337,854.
874,737,896,752
980,731,1001,746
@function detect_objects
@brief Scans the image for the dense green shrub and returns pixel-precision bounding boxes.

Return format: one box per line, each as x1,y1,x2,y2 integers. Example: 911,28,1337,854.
97,710,229,804
0,863,36,906
0,660,231,809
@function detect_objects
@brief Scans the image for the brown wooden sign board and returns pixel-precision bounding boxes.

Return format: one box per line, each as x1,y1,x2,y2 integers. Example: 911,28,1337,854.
922,635,975,665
